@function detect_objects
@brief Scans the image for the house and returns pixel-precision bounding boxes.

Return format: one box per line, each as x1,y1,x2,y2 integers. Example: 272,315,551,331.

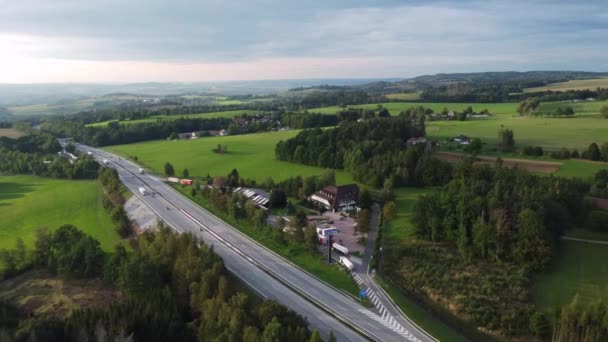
208,129,228,136
453,135,471,145
177,131,199,139
406,137,432,151
309,184,359,212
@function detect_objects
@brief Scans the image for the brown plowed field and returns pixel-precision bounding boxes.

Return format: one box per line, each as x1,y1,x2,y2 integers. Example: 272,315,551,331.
435,152,561,173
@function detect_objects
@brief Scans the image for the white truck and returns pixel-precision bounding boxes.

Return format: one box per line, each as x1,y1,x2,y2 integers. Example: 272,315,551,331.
138,168,145,174
339,256,354,271
332,243,349,255
87,151,92,156
102,159,109,165
138,187,147,196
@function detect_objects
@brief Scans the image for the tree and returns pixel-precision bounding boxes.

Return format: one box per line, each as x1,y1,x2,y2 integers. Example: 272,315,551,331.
588,142,601,161
356,209,371,234
358,189,372,209
182,168,189,179
269,189,287,208
262,317,282,342
497,128,515,152
383,201,397,222
513,209,550,271
328,331,337,342
65,142,76,154
465,138,483,155
601,105,608,118
227,168,240,187
164,162,175,177
309,330,322,342
529,311,551,337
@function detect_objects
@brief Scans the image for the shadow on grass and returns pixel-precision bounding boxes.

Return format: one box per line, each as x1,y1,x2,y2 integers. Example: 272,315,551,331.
0,181,39,203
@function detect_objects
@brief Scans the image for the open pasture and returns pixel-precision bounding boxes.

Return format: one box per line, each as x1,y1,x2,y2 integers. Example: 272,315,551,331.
524,77,608,92
104,130,356,185
0,175,120,251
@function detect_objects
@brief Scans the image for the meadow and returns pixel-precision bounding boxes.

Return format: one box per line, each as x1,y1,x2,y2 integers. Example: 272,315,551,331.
0,175,121,251
105,130,357,185
87,109,252,127
524,77,608,92
533,239,608,310
313,101,608,151
8,98,99,117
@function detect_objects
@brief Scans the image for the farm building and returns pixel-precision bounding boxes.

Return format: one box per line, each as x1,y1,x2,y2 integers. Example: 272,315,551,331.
208,129,228,136
453,135,471,145
309,184,359,212
177,132,199,139
234,187,270,209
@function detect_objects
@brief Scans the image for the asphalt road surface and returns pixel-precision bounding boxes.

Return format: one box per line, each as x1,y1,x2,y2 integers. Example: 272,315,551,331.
78,144,435,342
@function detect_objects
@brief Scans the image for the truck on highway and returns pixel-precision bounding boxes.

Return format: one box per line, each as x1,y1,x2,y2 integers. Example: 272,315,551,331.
87,151,92,156
138,187,147,196
332,243,349,255
339,256,354,271
138,168,144,174
102,159,109,165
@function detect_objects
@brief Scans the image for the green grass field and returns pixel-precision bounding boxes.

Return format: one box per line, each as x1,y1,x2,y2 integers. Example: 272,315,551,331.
312,101,608,151
533,239,608,311
105,130,357,184
525,77,608,92
385,92,422,101
0,175,121,251
384,188,433,241
87,109,252,127
8,99,98,117
312,101,518,116
534,100,607,117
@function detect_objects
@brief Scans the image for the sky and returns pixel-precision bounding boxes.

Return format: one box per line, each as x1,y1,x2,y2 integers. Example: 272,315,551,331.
0,0,607,83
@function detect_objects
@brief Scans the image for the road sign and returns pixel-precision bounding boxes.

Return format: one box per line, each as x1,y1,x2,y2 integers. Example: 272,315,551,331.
359,289,367,299
319,227,338,236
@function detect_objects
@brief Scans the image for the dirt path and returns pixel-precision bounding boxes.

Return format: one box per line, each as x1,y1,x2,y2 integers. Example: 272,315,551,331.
561,236,608,245
435,151,561,173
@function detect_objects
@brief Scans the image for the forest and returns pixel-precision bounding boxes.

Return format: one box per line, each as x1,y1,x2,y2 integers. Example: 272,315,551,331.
0,134,99,179
383,160,592,337
275,115,452,187
0,225,322,342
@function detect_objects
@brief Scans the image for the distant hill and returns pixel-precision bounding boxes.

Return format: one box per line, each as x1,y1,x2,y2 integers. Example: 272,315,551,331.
0,106,11,119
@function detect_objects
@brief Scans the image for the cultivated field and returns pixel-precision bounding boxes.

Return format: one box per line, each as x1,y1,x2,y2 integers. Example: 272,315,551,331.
435,152,562,173
384,92,422,101
533,239,608,310
8,99,99,117
0,175,120,251
0,128,25,139
524,77,608,92
105,130,357,185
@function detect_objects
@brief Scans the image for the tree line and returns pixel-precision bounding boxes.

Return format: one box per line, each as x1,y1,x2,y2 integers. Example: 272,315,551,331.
98,167,134,238
0,134,99,179
0,225,328,341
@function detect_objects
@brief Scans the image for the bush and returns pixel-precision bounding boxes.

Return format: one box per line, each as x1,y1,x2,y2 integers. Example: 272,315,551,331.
585,210,608,232
523,145,543,156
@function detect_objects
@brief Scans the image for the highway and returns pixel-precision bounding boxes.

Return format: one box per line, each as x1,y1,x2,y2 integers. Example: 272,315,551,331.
78,144,435,342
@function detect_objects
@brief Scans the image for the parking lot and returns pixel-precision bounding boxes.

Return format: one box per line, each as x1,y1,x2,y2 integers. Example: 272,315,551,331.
315,211,364,255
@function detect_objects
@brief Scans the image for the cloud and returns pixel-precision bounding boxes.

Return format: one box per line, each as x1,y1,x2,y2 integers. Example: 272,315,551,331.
0,0,606,82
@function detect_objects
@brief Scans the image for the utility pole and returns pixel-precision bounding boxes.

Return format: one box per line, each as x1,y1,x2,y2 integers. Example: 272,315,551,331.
327,234,332,263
